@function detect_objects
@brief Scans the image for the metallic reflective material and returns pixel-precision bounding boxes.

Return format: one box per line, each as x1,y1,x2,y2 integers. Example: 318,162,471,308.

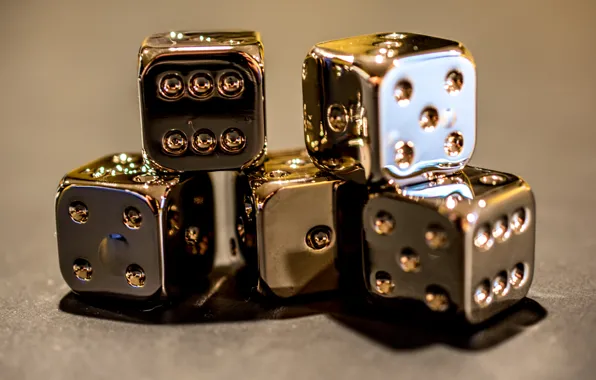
492,271,510,297
220,128,246,154
302,32,476,185
394,141,414,169
362,166,535,323
123,207,143,230
492,217,511,242
473,280,492,307
444,132,464,157
510,263,528,288
373,211,395,235
189,72,214,99
394,80,413,106
158,72,184,100
139,31,266,172
445,70,464,95
420,107,439,131
234,148,367,298
425,287,450,312
474,225,494,250
191,130,217,155
162,130,188,156
306,226,332,250
425,225,449,249
218,71,244,98
125,264,146,288
73,259,92,281
479,174,506,186
375,272,394,295
327,104,349,132
68,202,89,224
55,153,215,300
511,208,529,233
398,248,420,273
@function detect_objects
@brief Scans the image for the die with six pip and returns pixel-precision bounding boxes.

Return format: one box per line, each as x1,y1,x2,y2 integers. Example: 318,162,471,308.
302,32,476,185
55,153,215,300
363,166,535,323
138,31,267,172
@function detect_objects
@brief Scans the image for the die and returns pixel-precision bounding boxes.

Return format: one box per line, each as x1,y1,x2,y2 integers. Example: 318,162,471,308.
234,149,367,298
302,32,476,185
362,166,535,323
55,153,215,300
138,31,267,172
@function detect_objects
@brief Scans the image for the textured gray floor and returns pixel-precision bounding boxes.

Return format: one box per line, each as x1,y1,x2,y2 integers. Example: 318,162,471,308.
1,0,596,379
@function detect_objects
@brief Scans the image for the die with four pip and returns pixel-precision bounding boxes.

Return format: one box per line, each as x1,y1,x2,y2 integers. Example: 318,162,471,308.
55,30,535,324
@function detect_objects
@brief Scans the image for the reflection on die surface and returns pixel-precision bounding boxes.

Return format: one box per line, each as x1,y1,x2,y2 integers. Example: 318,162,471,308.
138,31,266,172
302,32,476,185
363,166,535,323
235,149,367,298
55,153,215,301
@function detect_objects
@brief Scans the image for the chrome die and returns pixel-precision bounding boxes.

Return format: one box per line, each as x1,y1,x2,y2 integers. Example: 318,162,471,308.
138,31,266,172
362,166,535,323
55,153,215,300
302,32,476,185
235,149,367,298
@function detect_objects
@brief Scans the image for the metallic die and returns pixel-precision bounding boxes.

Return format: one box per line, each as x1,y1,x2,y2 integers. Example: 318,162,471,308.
302,32,476,185
235,149,367,298
363,166,535,323
55,153,215,300
138,31,266,172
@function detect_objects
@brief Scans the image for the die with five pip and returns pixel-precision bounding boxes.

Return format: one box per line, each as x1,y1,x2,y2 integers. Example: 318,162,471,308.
363,166,535,323
302,32,476,185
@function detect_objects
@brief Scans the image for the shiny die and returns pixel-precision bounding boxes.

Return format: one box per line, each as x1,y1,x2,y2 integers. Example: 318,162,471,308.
138,31,266,172
302,32,476,185
235,149,366,298
362,166,535,323
55,153,215,300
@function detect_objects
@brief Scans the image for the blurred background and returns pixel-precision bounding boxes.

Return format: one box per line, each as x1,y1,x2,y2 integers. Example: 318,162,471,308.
1,0,595,379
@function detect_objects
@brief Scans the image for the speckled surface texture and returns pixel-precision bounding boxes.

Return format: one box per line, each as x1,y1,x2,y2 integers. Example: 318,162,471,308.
1,0,595,379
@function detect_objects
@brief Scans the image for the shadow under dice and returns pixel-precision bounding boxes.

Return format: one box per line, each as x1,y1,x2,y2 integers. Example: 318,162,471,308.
55,153,215,300
302,32,476,185
138,31,266,172
235,149,367,298
363,166,535,323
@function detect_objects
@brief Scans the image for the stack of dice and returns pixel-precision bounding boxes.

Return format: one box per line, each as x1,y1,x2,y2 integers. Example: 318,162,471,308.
55,31,535,324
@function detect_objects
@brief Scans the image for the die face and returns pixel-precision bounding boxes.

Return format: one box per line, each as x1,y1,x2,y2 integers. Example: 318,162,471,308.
362,166,535,323
379,53,475,184
302,32,473,184
56,185,162,299
461,167,535,323
55,153,216,300
139,31,266,172
302,54,376,184
363,194,465,308
235,150,349,298
161,172,216,292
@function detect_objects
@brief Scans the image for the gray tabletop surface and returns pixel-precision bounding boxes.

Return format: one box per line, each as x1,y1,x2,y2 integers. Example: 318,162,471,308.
1,0,595,379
